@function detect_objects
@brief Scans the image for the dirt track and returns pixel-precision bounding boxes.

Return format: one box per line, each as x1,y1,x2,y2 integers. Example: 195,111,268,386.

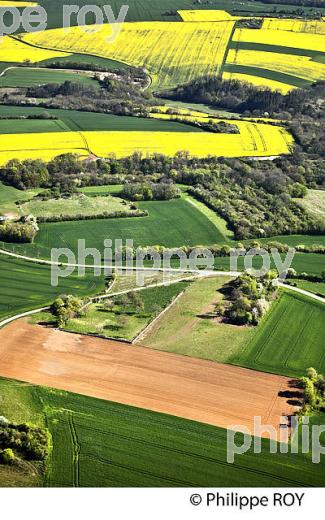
0,320,299,437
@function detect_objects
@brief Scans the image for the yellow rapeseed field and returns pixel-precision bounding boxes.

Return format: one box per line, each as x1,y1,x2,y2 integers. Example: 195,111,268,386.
227,48,325,83
0,36,71,63
0,132,88,165
262,18,325,35
222,71,295,93
0,2,37,6
148,110,293,156
21,21,236,88
232,27,325,53
0,123,294,164
177,10,239,22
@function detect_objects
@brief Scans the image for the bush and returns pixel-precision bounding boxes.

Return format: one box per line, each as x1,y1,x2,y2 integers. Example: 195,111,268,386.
0,448,15,465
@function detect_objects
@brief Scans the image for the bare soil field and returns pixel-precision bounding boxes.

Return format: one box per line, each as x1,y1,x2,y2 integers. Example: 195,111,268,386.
0,320,299,438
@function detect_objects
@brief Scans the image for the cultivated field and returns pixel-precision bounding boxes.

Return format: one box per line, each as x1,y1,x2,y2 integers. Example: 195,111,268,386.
0,67,100,88
1,198,228,259
0,254,105,322
0,105,199,133
0,319,297,437
232,291,325,377
21,21,236,89
0,126,293,164
142,276,253,362
0,181,40,215
1,376,324,487
143,278,325,378
0,36,71,63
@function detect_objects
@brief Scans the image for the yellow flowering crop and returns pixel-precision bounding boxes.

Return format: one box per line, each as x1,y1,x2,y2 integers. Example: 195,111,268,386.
0,36,71,63
21,21,236,88
0,124,294,165
0,132,88,165
0,2,37,6
227,48,325,83
148,111,293,156
222,71,294,93
232,28,325,53
177,10,239,22
262,18,325,35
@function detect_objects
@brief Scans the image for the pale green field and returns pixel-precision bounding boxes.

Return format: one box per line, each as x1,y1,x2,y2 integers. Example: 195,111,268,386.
182,193,234,242
63,282,188,340
0,181,41,215
297,189,325,222
20,194,134,218
142,275,252,361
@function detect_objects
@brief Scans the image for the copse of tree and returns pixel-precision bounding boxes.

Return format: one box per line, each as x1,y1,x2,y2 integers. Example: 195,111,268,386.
0,419,50,465
51,295,84,327
159,77,325,117
0,221,38,243
0,158,49,189
218,271,278,325
299,367,325,413
121,182,181,201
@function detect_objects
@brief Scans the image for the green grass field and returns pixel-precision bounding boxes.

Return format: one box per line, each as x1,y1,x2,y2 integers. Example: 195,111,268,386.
232,291,325,377
257,234,325,248
63,281,188,340
0,181,41,215
144,277,325,378
0,67,100,88
1,198,226,258
290,280,325,298
20,194,136,219
0,105,201,133
0,254,105,322
212,252,325,276
33,0,325,31
0,376,325,487
296,190,325,223
143,276,252,362
80,185,123,196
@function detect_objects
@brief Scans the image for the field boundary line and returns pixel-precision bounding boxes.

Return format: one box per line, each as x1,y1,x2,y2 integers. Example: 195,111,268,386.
132,288,187,344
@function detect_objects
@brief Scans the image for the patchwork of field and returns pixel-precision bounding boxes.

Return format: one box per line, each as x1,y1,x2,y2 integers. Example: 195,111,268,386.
20,21,236,89
226,48,325,85
0,319,297,438
224,23,325,90
150,109,294,155
143,278,325,379
1,376,324,487
0,106,200,134
28,198,227,257
0,254,105,322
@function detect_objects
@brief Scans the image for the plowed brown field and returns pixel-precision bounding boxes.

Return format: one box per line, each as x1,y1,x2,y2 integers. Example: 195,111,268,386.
0,320,299,437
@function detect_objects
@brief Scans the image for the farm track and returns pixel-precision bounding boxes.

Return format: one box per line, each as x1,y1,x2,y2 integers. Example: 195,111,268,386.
0,248,324,329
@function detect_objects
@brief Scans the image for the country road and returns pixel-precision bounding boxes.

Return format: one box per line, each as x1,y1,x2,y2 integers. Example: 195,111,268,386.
0,248,324,329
